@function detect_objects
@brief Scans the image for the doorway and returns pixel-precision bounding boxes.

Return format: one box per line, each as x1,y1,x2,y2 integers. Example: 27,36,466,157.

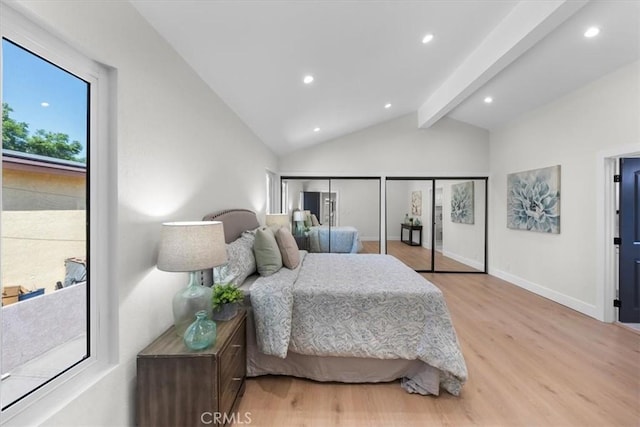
618,157,640,323
597,146,640,323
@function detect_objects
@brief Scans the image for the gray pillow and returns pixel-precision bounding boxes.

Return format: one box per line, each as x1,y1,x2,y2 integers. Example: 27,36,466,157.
223,232,256,285
253,226,283,276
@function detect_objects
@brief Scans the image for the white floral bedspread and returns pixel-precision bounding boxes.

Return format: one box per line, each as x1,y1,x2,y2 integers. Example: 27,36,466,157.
250,252,468,395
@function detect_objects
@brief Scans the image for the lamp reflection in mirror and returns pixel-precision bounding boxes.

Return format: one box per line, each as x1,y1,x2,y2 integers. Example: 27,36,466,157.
293,211,304,236
157,221,227,336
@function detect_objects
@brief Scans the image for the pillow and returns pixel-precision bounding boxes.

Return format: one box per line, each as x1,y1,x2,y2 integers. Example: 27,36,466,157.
275,227,300,269
311,214,320,226
223,232,256,286
253,226,283,276
242,228,259,237
267,224,284,234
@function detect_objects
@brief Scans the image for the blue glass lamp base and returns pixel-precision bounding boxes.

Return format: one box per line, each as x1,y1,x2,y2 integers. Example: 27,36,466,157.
173,271,213,336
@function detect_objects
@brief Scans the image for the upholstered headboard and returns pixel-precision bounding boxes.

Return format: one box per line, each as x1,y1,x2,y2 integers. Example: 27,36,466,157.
202,209,260,243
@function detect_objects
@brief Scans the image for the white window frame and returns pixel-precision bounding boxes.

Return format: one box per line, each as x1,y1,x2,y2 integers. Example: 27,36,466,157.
0,3,117,425
281,180,289,214
266,169,279,214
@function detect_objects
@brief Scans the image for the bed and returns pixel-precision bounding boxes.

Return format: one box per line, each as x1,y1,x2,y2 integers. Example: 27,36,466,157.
307,225,362,253
202,209,467,396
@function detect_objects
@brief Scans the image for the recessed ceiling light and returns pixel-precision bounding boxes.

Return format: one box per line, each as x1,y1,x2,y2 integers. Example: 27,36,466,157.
584,27,600,38
422,33,434,44
303,75,314,84
40,102,49,107
484,96,493,104
384,103,392,109
313,127,320,132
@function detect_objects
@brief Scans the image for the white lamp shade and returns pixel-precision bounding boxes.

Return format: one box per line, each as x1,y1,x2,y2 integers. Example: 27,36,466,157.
265,213,289,228
293,211,304,221
157,221,227,272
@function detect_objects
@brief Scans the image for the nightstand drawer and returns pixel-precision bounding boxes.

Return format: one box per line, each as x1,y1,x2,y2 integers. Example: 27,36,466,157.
219,316,246,415
219,358,244,415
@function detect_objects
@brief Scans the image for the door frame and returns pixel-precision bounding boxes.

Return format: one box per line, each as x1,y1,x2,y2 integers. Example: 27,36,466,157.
596,144,640,322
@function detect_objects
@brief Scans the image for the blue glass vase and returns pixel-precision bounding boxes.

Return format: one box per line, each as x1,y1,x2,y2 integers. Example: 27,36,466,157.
183,310,217,350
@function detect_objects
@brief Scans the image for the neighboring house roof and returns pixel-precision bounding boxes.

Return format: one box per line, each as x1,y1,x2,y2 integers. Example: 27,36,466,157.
2,149,86,176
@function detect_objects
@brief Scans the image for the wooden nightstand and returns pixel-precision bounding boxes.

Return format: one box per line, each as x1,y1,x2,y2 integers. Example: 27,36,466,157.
136,310,246,427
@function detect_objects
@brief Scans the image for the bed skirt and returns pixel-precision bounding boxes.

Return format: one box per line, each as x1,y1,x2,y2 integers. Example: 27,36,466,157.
244,308,442,395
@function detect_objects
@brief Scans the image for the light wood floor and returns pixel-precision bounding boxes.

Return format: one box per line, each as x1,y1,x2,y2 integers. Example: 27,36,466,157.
361,240,481,272
235,273,640,426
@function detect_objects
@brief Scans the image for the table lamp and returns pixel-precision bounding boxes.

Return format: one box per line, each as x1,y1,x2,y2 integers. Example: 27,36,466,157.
157,221,227,336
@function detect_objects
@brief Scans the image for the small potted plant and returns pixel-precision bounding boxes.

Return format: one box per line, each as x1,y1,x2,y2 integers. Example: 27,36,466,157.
211,283,244,321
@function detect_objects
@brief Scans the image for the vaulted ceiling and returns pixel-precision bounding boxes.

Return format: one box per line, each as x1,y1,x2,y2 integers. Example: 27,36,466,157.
132,0,640,155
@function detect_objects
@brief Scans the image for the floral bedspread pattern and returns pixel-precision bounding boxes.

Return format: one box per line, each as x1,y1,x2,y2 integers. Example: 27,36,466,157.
250,253,468,396
307,226,362,253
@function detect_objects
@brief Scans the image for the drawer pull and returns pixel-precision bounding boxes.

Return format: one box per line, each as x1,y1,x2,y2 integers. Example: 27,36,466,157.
231,344,242,348
232,377,243,381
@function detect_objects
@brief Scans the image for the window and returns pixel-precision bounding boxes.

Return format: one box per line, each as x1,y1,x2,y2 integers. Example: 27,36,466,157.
1,4,114,423
266,169,278,214
281,180,289,214
1,37,89,410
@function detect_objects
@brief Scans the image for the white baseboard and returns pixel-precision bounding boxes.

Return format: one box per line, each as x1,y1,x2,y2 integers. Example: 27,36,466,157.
442,250,484,271
489,268,599,320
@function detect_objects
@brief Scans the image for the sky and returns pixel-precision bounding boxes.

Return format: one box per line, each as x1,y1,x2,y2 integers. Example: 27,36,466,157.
2,38,88,160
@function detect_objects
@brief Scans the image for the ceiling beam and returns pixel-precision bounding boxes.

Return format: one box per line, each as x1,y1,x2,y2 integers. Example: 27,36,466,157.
418,0,588,129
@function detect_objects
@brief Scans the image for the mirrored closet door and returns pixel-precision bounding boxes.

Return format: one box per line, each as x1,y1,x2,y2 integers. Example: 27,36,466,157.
385,177,487,273
281,177,381,254
433,179,486,272
386,179,433,271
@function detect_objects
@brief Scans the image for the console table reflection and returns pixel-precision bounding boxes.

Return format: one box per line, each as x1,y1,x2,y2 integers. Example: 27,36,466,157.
401,224,423,246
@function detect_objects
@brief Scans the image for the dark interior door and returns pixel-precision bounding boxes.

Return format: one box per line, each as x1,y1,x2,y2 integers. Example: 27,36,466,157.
303,192,321,221
619,157,640,323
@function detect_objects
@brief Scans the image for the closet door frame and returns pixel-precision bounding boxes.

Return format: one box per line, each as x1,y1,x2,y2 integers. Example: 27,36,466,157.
386,176,488,274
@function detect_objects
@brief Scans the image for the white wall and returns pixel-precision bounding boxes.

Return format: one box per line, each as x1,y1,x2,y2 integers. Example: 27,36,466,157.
279,113,490,175
330,179,380,240
386,180,411,240
8,1,276,426
489,60,640,318
408,181,431,245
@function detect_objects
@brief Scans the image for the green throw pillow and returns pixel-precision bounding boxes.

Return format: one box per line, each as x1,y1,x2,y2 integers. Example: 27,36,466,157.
253,226,283,276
